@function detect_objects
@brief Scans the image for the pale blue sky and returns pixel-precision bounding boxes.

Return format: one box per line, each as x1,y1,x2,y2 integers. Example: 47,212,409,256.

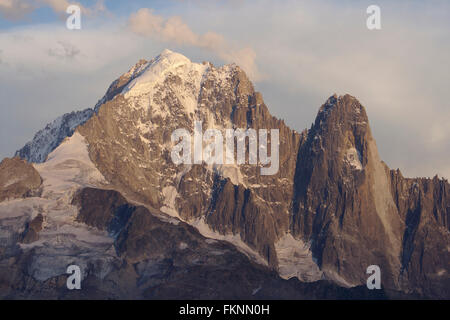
0,0,449,178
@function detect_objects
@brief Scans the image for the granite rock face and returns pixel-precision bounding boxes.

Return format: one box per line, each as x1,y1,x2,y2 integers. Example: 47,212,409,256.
390,171,449,297
0,157,42,202
21,213,44,244
72,187,134,237
290,95,449,296
292,95,405,288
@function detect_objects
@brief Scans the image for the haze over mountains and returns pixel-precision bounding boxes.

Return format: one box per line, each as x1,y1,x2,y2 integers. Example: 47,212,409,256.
0,50,448,299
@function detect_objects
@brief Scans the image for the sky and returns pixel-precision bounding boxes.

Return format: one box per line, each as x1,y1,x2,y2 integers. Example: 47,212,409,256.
0,0,449,179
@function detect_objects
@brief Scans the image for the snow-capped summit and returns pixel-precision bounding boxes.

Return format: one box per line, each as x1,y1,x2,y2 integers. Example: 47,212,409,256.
122,49,208,105
157,48,191,64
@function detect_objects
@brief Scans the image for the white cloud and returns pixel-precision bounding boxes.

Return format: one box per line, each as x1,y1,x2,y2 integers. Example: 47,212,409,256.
128,8,265,81
0,0,34,20
0,0,106,20
0,25,143,74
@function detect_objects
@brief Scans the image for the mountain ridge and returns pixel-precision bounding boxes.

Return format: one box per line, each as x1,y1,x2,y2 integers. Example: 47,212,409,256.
3,49,449,299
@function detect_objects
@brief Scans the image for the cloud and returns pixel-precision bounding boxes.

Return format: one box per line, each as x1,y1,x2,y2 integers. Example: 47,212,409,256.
47,40,81,60
0,0,34,20
0,24,142,74
0,0,106,20
128,8,265,81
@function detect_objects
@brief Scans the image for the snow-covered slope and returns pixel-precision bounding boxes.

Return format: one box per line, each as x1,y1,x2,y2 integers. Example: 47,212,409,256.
35,132,107,199
14,56,158,164
1,132,112,283
123,49,208,112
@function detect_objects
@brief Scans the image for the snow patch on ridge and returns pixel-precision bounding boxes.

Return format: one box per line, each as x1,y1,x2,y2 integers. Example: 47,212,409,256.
345,147,363,170
275,233,323,282
322,269,358,288
160,186,180,219
212,164,245,186
191,217,268,267
158,184,267,267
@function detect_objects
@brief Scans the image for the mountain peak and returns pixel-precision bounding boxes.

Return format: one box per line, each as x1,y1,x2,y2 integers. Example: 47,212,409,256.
314,94,369,145
318,94,365,118
160,48,174,55
158,48,188,60
122,49,205,99
155,48,192,66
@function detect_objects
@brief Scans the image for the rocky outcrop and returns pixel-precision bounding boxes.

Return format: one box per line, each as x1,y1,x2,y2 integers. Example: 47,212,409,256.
389,170,449,297
72,187,134,236
0,157,42,202
21,213,44,244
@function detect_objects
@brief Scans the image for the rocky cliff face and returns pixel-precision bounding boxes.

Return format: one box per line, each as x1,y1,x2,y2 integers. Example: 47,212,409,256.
292,95,403,288
77,49,303,270
0,157,42,202
5,50,449,299
290,95,449,295
1,184,394,299
389,170,449,297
